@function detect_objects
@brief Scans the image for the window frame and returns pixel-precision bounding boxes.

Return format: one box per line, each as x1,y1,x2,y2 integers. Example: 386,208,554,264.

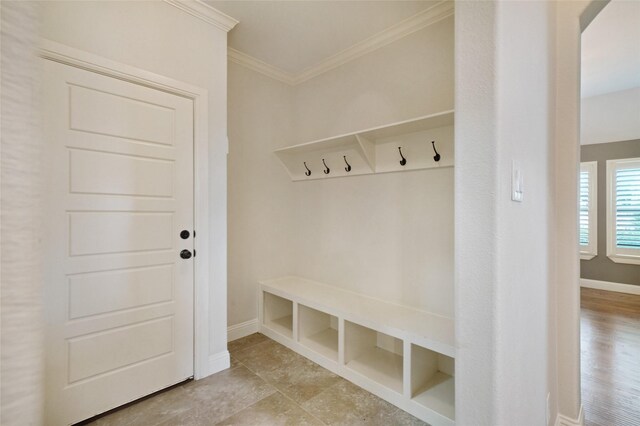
606,157,640,265
580,161,598,260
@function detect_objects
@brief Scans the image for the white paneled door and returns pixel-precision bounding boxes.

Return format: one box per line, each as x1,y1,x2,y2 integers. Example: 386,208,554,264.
42,59,195,425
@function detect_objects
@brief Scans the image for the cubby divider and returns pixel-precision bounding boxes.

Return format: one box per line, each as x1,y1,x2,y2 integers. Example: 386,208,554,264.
258,276,455,426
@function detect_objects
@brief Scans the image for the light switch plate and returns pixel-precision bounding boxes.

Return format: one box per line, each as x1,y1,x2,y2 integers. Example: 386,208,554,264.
512,160,523,202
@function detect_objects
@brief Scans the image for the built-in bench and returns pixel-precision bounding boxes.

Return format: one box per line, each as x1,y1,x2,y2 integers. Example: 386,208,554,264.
259,276,455,426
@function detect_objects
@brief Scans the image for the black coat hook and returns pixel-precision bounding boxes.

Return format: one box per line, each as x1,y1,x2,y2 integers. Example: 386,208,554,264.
398,147,407,166
304,162,311,176
322,159,330,174
432,141,441,162
343,156,352,172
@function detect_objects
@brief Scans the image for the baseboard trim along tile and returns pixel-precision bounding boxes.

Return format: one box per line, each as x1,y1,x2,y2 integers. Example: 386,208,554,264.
227,318,259,342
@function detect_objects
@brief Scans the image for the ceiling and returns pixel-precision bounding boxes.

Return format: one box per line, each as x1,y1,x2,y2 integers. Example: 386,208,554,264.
581,0,640,98
206,1,438,75
208,0,638,98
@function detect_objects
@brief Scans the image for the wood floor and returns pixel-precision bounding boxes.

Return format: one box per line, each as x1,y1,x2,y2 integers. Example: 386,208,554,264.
581,288,640,426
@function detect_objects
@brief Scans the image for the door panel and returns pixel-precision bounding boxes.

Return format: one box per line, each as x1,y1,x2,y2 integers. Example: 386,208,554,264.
69,149,175,197
42,59,194,425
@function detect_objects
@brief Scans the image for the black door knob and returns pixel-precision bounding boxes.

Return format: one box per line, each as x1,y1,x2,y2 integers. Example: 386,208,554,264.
180,230,190,239
180,249,192,259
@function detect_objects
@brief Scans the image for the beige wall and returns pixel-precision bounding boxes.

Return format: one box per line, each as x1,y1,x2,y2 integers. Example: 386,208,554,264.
291,18,455,317
227,17,455,327
1,2,44,423
293,18,454,143
227,63,296,326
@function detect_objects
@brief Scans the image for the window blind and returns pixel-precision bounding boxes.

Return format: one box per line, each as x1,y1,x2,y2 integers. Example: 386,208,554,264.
580,170,590,246
615,167,640,249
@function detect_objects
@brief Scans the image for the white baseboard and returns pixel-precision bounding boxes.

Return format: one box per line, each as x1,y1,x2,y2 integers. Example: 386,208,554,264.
227,318,259,342
555,404,584,426
205,350,230,377
555,405,584,426
580,278,640,295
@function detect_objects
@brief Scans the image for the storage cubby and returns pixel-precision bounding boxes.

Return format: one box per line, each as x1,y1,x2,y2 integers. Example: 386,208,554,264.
298,304,339,362
344,321,403,394
411,344,455,422
263,292,293,338
259,277,455,425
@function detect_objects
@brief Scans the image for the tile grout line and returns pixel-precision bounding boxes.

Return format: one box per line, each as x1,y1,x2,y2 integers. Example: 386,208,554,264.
218,353,328,426
230,338,330,425
233,358,328,424
272,388,330,426
278,389,329,425
212,362,279,425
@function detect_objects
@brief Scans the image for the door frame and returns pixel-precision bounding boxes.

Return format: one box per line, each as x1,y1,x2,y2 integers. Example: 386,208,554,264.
39,39,212,379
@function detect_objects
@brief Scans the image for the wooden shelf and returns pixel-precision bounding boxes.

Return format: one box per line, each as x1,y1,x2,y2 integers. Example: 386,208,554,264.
344,320,404,394
266,315,293,338
300,328,339,362
274,110,454,181
347,347,404,394
411,343,455,423
298,303,339,362
263,292,293,338
412,372,455,421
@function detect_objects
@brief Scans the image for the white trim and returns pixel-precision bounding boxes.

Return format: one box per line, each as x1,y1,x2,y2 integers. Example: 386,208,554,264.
39,40,206,98
580,278,640,295
163,0,238,32
227,318,260,342
555,405,584,426
227,0,454,86
228,48,296,85
207,351,231,376
606,157,640,265
39,39,212,380
294,0,454,85
579,161,598,260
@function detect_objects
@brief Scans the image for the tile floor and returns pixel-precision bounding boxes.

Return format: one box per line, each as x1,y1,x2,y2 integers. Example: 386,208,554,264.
85,333,428,425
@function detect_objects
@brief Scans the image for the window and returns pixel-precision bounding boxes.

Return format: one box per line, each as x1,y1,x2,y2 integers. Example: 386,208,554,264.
606,157,640,265
580,161,598,260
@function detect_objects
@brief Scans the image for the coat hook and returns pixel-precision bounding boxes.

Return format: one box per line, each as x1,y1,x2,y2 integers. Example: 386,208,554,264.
398,147,407,166
431,141,441,162
322,159,330,174
343,156,352,172
304,162,311,176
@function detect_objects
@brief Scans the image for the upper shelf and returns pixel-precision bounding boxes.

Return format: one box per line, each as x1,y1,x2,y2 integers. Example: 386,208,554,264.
274,110,454,181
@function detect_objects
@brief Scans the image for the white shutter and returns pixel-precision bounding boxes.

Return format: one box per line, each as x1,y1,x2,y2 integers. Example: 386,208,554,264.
579,170,590,246
615,167,640,249
580,162,597,260
606,157,640,265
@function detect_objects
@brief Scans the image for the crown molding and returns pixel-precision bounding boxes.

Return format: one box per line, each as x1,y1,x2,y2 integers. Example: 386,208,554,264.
228,48,296,85
293,0,454,84
164,0,238,32
227,0,453,85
